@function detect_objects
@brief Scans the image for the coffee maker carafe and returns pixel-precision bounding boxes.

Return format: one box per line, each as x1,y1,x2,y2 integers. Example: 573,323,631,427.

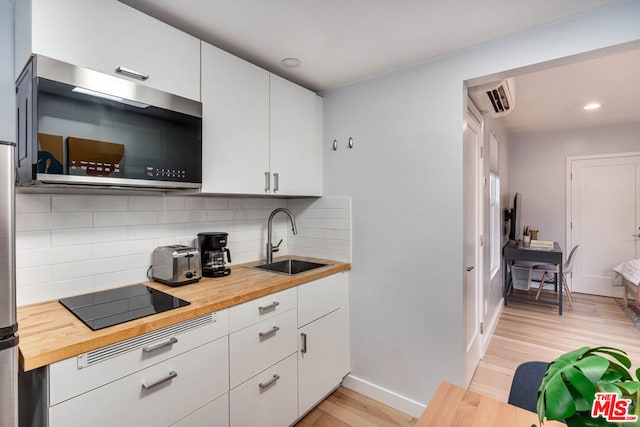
198,232,231,277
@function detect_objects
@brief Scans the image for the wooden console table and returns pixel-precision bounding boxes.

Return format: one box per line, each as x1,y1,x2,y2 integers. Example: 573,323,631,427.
416,382,564,426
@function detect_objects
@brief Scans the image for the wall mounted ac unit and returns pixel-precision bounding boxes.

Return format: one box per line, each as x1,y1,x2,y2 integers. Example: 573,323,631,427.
469,78,515,118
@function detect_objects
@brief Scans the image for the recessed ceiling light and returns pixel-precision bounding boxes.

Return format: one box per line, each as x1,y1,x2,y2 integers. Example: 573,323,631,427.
281,57,302,68
583,102,601,110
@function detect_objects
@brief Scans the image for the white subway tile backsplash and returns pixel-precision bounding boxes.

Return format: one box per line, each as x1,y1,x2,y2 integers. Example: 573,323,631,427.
184,197,206,210
15,195,351,306
128,253,152,269
51,195,128,212
128,196,185,211
16,194,51,213
51,227,128,246
204,198,228,210
316,218,350,230
93,211,158,227
17,212,92,231
227,198,266,209
16,266,51,288
128,223,184,240
18,278,91,306
51,257,129,281
17,245,93,268
16,231,51,250
159,210,207,224
94,269,149,292
93,239,157,258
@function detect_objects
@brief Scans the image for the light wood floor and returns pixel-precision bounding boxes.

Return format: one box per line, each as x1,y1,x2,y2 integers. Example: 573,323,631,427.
295,387,418,426
469,291,640,401
296,292,640,426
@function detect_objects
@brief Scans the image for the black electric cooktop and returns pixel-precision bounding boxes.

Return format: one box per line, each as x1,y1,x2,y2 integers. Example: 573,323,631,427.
59,284,190,331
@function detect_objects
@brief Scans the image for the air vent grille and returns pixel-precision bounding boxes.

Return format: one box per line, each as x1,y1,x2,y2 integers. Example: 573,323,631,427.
486,85,511,113
469,78,515,118
77,313,214,369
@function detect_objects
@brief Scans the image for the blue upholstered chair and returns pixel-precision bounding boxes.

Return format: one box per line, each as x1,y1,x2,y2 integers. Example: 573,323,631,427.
507,361,548,413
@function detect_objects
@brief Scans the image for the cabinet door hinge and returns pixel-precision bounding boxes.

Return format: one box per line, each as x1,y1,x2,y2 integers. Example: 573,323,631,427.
480,322,484,334
480,146,483,158
480,235,484,246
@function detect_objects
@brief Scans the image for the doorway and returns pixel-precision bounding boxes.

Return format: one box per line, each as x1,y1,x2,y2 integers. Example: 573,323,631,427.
568,153,640,297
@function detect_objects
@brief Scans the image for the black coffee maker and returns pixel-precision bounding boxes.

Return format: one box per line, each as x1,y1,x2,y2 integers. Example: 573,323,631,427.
197,232,231,277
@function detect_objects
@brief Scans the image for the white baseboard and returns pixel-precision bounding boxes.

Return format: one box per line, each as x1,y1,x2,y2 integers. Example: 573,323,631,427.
342,374,426,418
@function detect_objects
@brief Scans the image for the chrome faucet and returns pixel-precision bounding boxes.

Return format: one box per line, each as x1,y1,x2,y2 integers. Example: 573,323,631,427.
266,208,298,263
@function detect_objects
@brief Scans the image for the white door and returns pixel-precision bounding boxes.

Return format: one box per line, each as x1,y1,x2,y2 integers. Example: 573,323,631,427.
570,155,640,297
463,106,482,387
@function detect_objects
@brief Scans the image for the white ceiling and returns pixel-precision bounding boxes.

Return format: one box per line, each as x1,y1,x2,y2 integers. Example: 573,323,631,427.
494,48,640,135
120,0,638,134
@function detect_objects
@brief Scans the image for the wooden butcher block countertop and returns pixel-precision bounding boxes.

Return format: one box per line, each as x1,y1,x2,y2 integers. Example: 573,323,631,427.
17,256,350,372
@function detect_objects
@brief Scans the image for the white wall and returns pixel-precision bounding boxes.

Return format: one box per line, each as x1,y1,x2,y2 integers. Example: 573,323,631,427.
0,0,15,142
509,121,640,251
322,0,640,415
16,194,351,306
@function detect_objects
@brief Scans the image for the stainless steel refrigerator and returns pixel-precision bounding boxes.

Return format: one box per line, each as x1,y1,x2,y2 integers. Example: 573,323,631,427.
0,141,18,427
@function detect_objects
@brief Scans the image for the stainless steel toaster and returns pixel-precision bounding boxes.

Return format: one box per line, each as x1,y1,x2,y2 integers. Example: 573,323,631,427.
151,245,201,286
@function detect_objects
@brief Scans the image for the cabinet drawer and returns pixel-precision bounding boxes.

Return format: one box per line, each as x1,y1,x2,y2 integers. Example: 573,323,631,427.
298,272,349,327
230,353,298,427
49,335,229,427
50,311,228,405
229,286,296,333
171,392,229,427
229,308,297,388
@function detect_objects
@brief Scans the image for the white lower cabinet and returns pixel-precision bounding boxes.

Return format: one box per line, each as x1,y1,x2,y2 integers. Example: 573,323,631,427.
44,272,350,427
298,308,350,416
49,336,229,427
171,392,229,427
297,272,351,417
230,353,298,427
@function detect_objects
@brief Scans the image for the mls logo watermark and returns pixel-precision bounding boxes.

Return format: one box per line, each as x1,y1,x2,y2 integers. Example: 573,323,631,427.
591,392,638,423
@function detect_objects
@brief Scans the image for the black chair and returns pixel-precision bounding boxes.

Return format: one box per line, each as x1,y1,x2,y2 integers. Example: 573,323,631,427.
507,361,548,413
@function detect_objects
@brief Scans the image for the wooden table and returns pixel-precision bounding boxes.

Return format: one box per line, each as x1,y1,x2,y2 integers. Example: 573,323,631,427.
416,382,564,427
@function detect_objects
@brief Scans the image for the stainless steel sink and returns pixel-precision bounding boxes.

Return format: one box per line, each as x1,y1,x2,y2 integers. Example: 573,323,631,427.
250,259,328,275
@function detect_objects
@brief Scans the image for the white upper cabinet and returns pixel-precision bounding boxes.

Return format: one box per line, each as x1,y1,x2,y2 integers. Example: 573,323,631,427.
201,42,323,196
15,0,201,101
270,74,323,197
201,42,270,194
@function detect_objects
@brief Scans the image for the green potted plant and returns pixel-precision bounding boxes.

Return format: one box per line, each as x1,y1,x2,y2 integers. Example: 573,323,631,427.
536,346,640,426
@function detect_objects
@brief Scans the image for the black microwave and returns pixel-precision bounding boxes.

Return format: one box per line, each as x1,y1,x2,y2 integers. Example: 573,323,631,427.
15,55,202,190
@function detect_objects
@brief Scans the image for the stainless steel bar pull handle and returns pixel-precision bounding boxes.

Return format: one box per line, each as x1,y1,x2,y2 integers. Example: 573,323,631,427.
301,332,307,354
264,171,270,193
259,374,280,391
258,301,279,314
273,172,279,193
142,370,177,390
142,337,178,353
115,66,149,81
259,326,280,340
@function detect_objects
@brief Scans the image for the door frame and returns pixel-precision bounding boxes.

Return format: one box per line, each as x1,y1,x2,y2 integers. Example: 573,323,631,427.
566,151,640,292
